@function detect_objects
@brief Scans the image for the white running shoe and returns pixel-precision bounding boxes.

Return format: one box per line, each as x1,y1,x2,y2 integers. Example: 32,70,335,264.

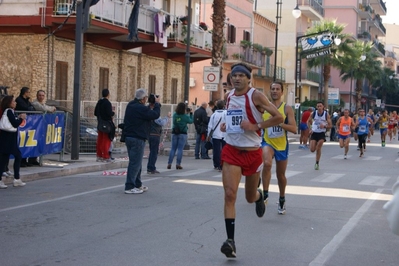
139,186,148,192
13,179,26,187
124,188,144,194
344,154,347,159
0,180,7,189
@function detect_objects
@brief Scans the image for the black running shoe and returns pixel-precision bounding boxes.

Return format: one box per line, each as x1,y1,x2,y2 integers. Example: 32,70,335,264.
221,239,236,258
255,188,265,218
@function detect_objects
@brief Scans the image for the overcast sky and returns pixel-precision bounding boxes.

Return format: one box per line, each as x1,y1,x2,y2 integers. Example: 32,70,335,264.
381,0,399,25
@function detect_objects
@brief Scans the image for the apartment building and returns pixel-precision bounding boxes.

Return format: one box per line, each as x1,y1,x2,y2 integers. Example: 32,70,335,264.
189,0,278,105
0,0,212,105
324,0,387,111
256,0,325,106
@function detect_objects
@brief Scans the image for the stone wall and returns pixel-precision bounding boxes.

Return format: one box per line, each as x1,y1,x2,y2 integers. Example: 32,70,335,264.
0,34,185,104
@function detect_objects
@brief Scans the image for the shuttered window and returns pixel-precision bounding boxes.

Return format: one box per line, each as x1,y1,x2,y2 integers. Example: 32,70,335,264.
99,67,109,97
55,61,68,102
149,75,156,95
243,30,250,41
227,24,236,44
171,78,178,104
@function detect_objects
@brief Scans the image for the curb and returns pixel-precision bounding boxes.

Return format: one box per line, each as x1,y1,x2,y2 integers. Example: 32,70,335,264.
2,160,129,185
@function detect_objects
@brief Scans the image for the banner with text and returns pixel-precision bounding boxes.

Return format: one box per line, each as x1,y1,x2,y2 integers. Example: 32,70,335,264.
18,113,65,158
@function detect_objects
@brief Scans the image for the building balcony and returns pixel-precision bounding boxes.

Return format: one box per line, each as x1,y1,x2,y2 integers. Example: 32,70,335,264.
223,44,270,69
52,0,212,51
370,0,387,16
298,0,324,21
358,4,374,20
357,30,372,41
255,64,286,82
372,40,386,57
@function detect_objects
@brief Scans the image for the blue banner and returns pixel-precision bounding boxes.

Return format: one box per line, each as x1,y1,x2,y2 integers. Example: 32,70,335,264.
18,113,65,158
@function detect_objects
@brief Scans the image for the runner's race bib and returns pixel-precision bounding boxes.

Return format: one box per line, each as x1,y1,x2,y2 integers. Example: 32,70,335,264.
267,126,283,138
226,109,244,133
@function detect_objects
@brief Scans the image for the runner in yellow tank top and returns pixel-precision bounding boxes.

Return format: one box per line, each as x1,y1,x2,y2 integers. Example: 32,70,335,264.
378,110,389,147
260,82,297,215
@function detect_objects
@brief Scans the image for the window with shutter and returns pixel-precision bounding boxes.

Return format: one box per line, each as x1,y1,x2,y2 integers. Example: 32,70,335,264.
55,61,68,105
171,78,178,104
99,67,109,97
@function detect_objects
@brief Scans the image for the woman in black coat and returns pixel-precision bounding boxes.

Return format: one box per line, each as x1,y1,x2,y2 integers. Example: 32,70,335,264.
0,96,27,188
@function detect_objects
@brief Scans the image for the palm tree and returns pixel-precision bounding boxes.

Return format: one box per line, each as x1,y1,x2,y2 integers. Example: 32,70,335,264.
373,67,399,105
210,0,225,100
339,41,381,110
306,20,353,108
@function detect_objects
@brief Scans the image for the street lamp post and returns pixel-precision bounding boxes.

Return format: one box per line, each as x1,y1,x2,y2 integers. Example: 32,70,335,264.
349,55,366,112
273,0,282,81
184,0,192,103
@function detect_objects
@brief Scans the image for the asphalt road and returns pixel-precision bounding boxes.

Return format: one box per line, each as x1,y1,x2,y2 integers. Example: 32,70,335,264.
1,134,399,266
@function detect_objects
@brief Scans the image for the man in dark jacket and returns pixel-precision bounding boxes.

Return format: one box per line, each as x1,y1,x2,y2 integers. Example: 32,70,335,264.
194,102,210,159
94,89,115,162
15,87,37,167
123,88,160,194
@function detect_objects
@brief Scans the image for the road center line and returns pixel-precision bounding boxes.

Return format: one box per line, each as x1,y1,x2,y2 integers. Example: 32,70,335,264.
309,188,384,266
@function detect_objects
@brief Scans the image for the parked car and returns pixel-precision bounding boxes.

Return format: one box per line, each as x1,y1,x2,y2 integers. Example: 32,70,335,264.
47,101,98,153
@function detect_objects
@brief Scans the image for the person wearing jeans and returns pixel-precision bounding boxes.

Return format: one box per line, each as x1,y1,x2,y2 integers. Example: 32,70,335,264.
167,133,188,169
167,102,193,169
207,100,226,170
123,88,160,194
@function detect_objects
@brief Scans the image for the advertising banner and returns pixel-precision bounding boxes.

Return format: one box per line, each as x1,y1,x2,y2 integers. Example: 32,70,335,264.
18,113,65,158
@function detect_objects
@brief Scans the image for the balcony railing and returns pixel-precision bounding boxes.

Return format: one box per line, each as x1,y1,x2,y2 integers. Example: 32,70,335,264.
224,44,267,68
53,0,212,50
379,0,387,13
357,30,371,41
299,0,324,17
256,64,286,82
306,70,321,83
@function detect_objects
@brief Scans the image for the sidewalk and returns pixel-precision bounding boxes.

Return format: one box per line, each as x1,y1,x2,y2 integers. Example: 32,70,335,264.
2,133,300,184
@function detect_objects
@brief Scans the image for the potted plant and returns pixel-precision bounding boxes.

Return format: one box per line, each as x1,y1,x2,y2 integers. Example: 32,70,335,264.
240,40,252,49
232,53,240,60
262,47,273,56
179,16,188,25
252,43,263,53
199,22,208,31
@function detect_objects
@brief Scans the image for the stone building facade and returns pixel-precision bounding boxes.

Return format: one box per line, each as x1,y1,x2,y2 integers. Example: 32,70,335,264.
0,33,186,104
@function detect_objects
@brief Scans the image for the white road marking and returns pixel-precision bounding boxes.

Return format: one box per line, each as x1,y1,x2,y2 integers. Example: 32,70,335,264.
309,189,385,266
362,156,382,161
359,176,390,186
0,177,162,213
311,173,345,183
271,170,302,179
166,169,213,177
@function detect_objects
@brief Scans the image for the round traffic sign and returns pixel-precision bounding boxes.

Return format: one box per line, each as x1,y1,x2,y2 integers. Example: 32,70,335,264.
207,73,216,83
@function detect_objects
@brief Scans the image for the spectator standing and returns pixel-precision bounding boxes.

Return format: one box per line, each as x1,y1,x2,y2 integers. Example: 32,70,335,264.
207,100,226,171
31,90,56,113
123,88,160,194
330,110,339,142
0,96,27,188
167,103,193,169
206,100,216,116
15,87,37,167
194,102,210,159
94,89,116,162
147,95,171,174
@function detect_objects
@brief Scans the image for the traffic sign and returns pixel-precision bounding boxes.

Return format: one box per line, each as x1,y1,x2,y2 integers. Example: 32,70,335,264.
328,88,340,105
203,66,220,84
376,99,381,107
204,84,218,91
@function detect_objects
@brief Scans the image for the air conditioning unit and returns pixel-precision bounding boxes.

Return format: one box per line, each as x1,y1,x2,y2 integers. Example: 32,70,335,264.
189,78,196,87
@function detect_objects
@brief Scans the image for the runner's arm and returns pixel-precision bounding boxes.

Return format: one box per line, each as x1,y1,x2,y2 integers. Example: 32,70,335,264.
283,104,297,134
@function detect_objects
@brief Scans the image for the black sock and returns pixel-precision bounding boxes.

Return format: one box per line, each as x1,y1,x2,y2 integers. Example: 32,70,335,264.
225,219,235,240
316,161,319,164
279,196,285,207
263,190,269,200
